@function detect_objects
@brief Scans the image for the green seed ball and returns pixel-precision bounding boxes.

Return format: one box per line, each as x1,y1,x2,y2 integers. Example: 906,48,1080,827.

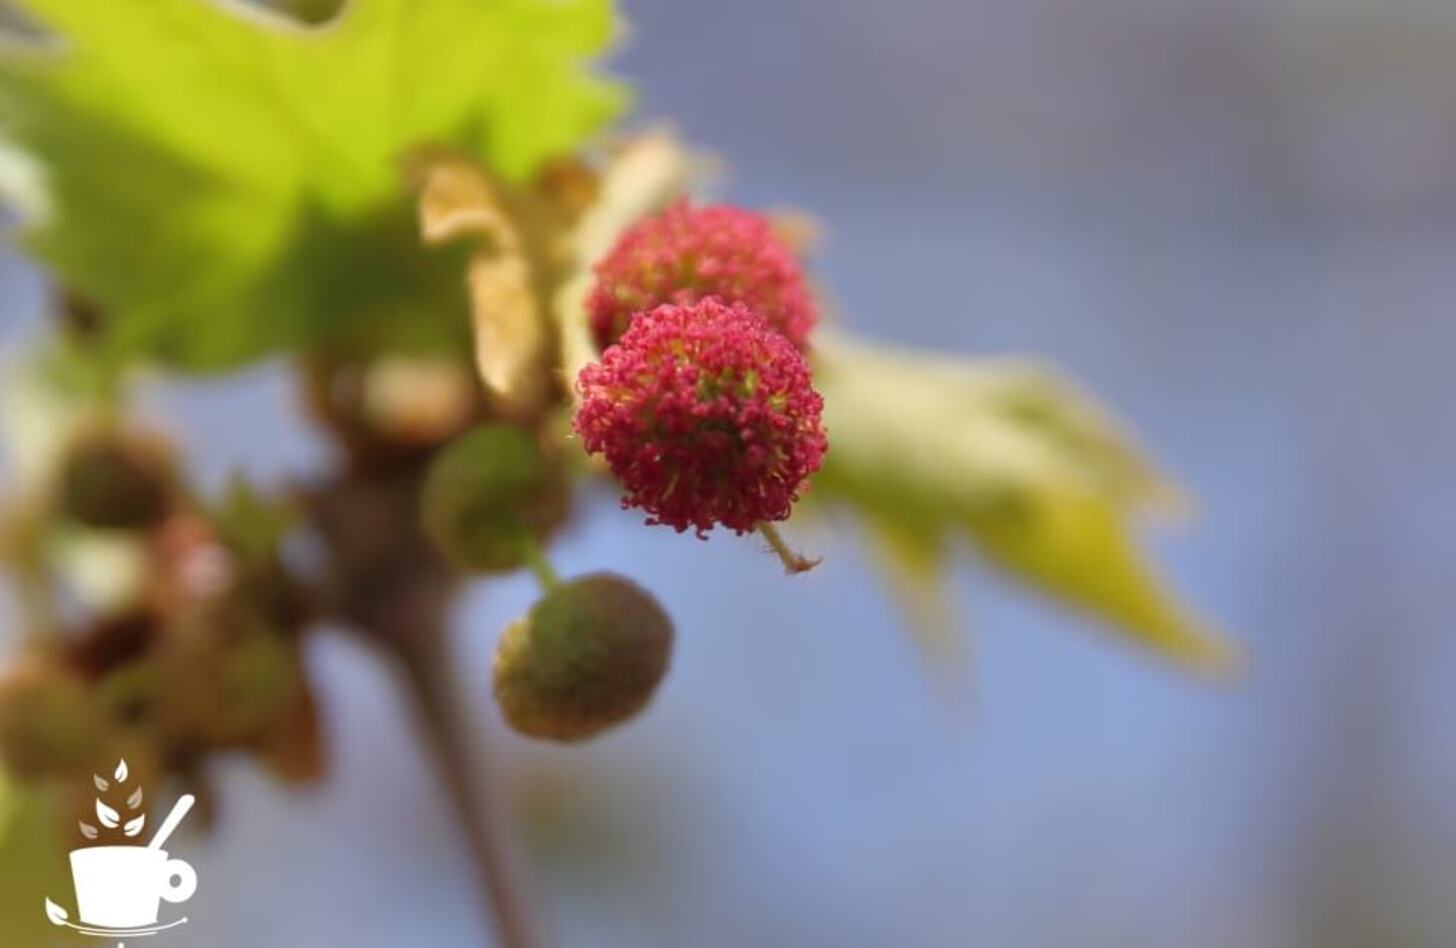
422,424,567,573
494,573,673,742
56,427,173,530
0,655,104,780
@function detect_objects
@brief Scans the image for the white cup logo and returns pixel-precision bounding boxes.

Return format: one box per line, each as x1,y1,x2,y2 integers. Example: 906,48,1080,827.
70,846,197,928
44,759,199,938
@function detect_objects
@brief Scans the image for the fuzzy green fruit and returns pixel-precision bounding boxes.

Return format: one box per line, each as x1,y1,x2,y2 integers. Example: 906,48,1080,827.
56,427,174,530
0,655,104,779
494,573,673,742
421,425,567,572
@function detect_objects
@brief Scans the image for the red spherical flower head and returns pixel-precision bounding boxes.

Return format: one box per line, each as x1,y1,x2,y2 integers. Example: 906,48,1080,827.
586,201,818,352
575,299,828,537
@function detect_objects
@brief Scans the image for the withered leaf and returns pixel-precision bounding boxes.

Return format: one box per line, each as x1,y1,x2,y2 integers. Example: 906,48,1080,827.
554,129,694,400
414,155,548,417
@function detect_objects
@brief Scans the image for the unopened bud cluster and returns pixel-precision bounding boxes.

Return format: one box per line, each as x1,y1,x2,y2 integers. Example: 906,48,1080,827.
0,427,320,831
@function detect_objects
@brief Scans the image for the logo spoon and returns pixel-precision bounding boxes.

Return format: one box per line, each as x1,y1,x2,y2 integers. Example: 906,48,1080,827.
147,794,195,852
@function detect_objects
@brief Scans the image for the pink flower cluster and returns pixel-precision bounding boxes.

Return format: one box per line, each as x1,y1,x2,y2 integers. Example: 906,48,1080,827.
574,299,827,536
586,202,817,352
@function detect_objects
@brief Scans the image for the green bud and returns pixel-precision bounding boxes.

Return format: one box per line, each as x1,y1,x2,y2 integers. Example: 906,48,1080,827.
422,424,567,573
494,573,673,742
56,427,173,530
0,655,103,779
155,613,302,749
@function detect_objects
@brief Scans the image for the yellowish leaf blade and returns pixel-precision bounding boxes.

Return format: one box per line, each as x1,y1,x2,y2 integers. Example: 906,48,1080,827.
967,488,1238,674
811,331,1238,674
860,517,965,670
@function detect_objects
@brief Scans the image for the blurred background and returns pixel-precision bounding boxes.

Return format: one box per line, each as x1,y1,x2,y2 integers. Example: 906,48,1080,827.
3,0,1455,945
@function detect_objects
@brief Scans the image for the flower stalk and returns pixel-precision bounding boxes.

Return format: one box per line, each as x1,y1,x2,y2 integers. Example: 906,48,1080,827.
757,522,820,575
522,536,561,592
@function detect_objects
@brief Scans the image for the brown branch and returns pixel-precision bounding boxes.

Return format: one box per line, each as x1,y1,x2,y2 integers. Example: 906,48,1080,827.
392,621,545,948
304,466,545,948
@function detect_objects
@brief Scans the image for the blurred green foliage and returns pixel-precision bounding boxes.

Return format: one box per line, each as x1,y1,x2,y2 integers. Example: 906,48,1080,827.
0,770,81,946
0,0,626,370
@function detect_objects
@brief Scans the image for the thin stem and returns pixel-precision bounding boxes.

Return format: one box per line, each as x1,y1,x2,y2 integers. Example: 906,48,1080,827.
521,536,561,591
757,521,821,575
392,623,545,948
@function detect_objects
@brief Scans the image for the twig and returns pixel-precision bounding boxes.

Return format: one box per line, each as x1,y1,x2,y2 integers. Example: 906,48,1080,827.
304,467,546,948
392,620,545,948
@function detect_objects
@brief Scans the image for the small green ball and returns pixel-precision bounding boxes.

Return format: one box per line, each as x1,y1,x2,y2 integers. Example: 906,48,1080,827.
421,425,567,573
494,573,673,742
56,427,173,530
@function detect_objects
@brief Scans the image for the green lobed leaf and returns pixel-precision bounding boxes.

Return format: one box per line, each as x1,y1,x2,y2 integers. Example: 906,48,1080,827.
0,0,628,371
810,332,1238,674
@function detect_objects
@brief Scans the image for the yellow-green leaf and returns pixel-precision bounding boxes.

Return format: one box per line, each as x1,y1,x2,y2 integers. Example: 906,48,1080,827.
859,515,964,668
811,331,1238,674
